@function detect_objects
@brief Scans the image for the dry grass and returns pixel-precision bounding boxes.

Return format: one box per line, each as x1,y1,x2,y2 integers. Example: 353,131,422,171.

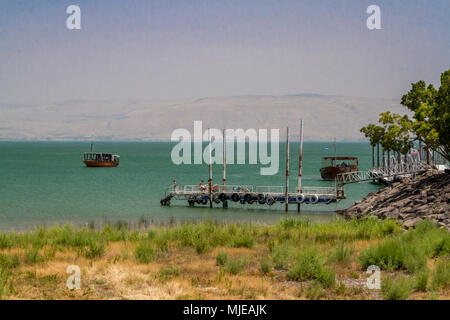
0,218,448,300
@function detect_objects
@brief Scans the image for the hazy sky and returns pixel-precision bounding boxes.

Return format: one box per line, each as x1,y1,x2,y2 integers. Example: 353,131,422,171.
1,0,449,103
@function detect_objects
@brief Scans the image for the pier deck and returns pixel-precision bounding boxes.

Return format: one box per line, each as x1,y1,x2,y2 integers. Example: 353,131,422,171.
160,184,345,206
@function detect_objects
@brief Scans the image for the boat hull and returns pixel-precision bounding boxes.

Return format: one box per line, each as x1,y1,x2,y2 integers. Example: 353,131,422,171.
83,160,119,167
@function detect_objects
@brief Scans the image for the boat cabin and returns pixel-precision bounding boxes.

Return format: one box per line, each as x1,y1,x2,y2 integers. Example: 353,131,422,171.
83,152,119,162
321,156,358,169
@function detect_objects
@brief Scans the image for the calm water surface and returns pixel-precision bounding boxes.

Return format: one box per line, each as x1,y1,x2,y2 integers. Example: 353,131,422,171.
0,142,380,230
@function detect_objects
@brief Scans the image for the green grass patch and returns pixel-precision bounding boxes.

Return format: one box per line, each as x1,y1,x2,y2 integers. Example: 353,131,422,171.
216,250,229,267
431,259,449,290
413,269,429,292
381,277,412,300
287,248,335,287
134,241,155,263
359,221,450,273
329,242,354,264
259,258,271,275
158,267,180,281
223,256,248,275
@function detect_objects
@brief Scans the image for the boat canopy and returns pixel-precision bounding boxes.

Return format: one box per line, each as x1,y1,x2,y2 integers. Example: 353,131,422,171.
321,156,358,167
83,152,120,161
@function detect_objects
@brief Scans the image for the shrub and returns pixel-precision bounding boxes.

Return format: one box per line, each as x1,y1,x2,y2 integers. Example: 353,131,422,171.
271,245,291,270
287,248,324,282
232,233,254,248
413,269,429,292
224,256,248,275
381,277,412,300
194,237,209,254
158,267,180,281
0,253,20,269
134,241,155,263
82,241,105,259
24,246,44,264
305,283,325,299
287,248,335,287
259,258,271,275
0,268,11,298
216,250,229,267
359,221,447,273
330,242,354,263
431,259,450,290
0,234,13,249
316,268,336,288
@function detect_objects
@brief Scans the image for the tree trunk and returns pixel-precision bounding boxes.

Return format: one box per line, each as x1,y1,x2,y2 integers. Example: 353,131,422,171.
372,145,375,169
419,141,422,162
426,145,430,165
377,144,380,168
388,150,391,168
382,150,386,168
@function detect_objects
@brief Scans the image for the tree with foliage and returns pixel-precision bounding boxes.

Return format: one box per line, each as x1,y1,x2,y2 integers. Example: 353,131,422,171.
360,124,385,168
400,70,450,162
361,69,450,165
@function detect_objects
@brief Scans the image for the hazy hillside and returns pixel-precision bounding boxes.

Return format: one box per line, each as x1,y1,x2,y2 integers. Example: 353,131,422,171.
0,94,406,141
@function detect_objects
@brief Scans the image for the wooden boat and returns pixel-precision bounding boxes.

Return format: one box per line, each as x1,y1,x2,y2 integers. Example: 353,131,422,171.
83,144,120,167
320,156,358,180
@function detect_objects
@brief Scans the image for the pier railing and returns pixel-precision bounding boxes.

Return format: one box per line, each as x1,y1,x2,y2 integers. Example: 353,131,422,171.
336,160,428,185
167,184,344,200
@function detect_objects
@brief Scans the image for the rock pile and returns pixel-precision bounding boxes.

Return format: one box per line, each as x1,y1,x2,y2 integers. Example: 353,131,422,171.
344,170,450,230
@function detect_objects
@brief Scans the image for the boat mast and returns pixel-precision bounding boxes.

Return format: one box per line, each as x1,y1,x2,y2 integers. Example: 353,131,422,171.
285,127,290,212
208,128,213,208
222,128,226,191
333,137,336,166
297,120,303,213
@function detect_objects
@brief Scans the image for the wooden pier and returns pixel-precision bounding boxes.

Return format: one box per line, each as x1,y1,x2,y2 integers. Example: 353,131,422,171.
161,120,346,210
160,184,345,207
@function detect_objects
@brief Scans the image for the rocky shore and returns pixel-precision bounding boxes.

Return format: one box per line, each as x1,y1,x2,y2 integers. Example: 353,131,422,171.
344,170,450,231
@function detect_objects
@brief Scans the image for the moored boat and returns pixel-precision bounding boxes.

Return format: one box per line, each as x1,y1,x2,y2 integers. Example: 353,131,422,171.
320,156,358,180
83,144,120,167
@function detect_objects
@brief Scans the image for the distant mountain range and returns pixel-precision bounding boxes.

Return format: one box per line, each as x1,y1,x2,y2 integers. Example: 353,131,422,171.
0,94,406,141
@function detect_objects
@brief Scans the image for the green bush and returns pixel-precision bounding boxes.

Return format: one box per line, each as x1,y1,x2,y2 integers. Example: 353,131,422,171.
359,221,448,273
224,256,248,275
316,268,336,288
330,242,354,263
287,248,323,281
194,237,209,254
271,245,291,270
413,269,429,292
24,246,44,264
259,258,271,275
0,253,21,269
0,268,11,298
158,267,180,281
287,248,335,287
134,241,155,263
232,233,254,248
81,241,106,259
431,259,450,290
381,277,412,300
305,283,325,299
216,250,229,267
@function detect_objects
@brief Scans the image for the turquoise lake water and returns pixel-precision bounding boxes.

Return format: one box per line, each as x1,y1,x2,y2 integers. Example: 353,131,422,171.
0,142,380,230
